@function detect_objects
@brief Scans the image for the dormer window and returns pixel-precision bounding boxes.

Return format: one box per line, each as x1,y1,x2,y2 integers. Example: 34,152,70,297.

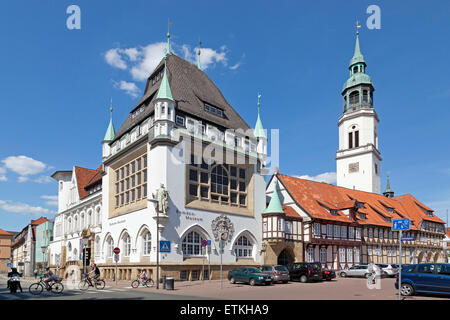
175,115,185,127
426,211,433,217
330,209,339,216
358,213,367,219
204,103,224,118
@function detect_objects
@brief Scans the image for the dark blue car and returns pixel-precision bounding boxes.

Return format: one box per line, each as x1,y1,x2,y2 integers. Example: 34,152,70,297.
395,263,450,296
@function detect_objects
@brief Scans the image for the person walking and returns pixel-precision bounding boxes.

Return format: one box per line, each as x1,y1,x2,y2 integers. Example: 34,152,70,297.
34,268,38,279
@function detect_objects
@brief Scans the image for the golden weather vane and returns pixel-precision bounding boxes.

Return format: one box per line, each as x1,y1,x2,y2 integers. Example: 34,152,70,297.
355,20,362,34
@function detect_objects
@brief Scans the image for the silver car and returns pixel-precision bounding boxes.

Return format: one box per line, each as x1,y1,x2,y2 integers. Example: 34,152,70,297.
339,265,371,278
376,264,399,277
258,265,290,283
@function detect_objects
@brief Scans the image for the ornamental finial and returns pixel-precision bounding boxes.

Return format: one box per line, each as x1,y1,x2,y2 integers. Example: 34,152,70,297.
355,20,361,35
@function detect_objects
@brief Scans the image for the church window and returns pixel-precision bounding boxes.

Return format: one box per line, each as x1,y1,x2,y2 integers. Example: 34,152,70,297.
234,236,253,258
113,154,148,208
182,231,205,256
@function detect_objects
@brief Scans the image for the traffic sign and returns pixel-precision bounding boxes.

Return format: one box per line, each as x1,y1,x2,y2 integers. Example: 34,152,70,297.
392,218,410,231
160,241,171,253
201,240,208,247
113,247,120,255
401,237,415,241
207,240,211,246
6,263,12,268
114,254,119,262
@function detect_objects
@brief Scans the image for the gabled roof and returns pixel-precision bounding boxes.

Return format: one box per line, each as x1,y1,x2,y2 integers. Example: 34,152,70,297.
84,165,103,190
282,205,302,220
275,173,445,229
30,217,49,226
74,166,99,200
113,54,250,142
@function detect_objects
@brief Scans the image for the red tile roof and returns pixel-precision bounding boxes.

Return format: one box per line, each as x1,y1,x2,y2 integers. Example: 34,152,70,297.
447,228,450,238
282,205,302,220
276,173,445,229
84,165,103,190
30,217,49,226
0,228,12,236
74,166,100,200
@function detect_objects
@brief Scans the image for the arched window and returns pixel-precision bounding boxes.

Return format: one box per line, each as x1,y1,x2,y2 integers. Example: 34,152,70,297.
96,207,101,227
73,248,78,261
362,90,369,103
67,242,72,252
182,231,204,256
348,125,359,149
234,235,253,258
106,237,114,258
74,216,78,232
95,236,100,257
349,91,359,105
122,233,131,257
87,211,92,227
353,66,358,74
68,218,72,233
142,231,151,256
80,212,85,229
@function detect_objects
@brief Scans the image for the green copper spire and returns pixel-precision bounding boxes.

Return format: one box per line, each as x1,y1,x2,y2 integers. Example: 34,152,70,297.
156,56,174,101
103,100,115,142
263,179,284,214
254,93,266,139
349,21,366,68
197,40,202,70
383,172,394,198
166,20,172,55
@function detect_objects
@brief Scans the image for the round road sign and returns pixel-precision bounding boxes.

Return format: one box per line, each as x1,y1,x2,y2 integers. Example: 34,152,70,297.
201,240,207,247
113,247,120,255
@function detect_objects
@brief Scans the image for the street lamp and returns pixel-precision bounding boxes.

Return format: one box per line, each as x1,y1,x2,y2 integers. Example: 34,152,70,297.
41,246,47,267
148,198,160,289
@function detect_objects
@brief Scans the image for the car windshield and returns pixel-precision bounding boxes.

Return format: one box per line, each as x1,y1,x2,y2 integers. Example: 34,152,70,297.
391,264,399,268
247,268,260,273
275,266,288,271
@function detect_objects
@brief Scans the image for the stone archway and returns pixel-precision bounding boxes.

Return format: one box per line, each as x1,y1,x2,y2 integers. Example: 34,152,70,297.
277,248,295,266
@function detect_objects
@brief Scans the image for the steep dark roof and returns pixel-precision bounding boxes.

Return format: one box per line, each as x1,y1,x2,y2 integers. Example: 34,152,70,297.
113,54,250,142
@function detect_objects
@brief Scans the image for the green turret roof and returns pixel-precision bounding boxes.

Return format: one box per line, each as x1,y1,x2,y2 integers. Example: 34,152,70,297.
103,107,115,142
254,93,266,139
384,176,394,194
349,32,366,68
263,180,284,214
156,57,174,101
342,72,373,92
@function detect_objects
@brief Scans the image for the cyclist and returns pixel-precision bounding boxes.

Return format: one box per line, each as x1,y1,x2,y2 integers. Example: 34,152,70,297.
139,269,148,283
88,263,100,285
43,267,58,289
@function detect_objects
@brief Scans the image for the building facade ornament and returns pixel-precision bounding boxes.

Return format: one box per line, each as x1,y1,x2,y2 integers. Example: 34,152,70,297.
211,214,234,243
152,183,169,215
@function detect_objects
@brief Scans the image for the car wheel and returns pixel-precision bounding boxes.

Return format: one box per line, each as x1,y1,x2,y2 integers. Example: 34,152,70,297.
249,278,255,286
339,272,347,278
300,275,308,283
230,277,235,284
401,283,414,296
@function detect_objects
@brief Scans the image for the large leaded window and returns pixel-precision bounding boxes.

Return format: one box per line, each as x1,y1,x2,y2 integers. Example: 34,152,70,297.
143,231,151,256
122,234,131,257
182,231,205,256
234,236,253,258
188,158,248,208
114,154,147,208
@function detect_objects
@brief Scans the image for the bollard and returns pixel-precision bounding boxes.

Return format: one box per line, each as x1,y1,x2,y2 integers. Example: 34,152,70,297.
162,274,167,289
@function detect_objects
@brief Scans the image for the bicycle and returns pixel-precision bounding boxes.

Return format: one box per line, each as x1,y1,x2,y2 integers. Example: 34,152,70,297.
131,276,154,288
29,276,64,295
78,273,106,291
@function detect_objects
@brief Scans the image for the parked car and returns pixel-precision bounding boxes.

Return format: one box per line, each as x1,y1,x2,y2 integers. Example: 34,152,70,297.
339,265,371,278
395,263,450,296
228,267,273,286
286,262,322,283
258,265,290,283
322,268,336,281
376,263,399,278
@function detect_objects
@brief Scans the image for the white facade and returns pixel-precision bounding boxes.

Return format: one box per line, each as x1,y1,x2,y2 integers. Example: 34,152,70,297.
336,94,381,194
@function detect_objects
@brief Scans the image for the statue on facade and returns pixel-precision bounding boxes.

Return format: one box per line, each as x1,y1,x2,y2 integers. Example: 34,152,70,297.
153,183,169,214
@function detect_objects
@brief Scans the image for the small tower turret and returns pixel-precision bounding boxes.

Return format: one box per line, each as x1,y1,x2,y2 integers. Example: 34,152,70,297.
153,55,175,139
102,101,115,159
383,173,394,198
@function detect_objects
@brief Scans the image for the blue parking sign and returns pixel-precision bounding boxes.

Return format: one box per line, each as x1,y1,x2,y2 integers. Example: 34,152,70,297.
392,218,410,231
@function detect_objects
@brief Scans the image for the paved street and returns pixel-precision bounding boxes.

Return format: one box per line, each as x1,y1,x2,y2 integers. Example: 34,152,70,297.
0,275,448,300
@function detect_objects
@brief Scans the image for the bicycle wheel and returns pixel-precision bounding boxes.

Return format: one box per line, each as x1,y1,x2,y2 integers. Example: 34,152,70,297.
145,279,154,288
78,279,89,291
51,282,64,294
131,280,140,288
29,283,44,295
95,279,105,290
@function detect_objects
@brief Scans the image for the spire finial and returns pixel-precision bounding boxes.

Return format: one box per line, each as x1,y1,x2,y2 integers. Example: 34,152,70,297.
110,98,113,115
103,98,115,142
197,40,202,70
257,93,261,112
166,19,172,55
355,20,361,35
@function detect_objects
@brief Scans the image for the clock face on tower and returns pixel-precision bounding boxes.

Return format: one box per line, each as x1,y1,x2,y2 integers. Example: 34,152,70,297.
349,162,359,173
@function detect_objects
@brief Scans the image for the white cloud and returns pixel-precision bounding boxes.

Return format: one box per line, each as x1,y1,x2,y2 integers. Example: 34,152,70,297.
297,172,337,185
41,195,58,207
113,80,141,98
34,175,53,184
123,47,140,62
192,46,228,70
18,176,29,183
130,42,167,81
229,62,241,70
2,155,47,176
105,48,127,70
0,200,55,216
0,176,7,182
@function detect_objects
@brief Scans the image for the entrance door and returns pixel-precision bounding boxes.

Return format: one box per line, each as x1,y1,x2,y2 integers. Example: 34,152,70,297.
278,249,294,266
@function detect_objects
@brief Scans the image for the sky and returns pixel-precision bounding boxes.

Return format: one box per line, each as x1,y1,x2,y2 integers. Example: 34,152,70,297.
0,0,449,231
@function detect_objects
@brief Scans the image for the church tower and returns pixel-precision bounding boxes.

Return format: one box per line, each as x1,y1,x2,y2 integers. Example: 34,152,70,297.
336,26,381,194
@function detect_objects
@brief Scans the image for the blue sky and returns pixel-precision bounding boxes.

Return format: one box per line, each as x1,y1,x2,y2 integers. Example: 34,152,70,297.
1,0,449,231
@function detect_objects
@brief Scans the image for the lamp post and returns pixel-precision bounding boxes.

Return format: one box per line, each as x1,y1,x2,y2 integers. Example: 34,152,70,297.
41,246,47,267
148,198,160,289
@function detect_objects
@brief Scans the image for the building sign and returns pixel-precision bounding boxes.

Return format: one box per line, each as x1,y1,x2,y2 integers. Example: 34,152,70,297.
109,219,126,227
176,209,204,222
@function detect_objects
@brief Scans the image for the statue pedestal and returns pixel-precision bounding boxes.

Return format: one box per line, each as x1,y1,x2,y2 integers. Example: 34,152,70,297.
153,214,169,232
